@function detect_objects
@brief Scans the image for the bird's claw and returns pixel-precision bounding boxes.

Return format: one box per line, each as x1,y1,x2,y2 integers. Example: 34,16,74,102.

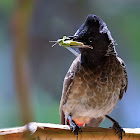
113,122,125,140
70,120,82,136
69,120,82,140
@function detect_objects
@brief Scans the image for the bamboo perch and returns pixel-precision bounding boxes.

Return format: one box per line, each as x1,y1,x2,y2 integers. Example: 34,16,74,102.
0,123,140,140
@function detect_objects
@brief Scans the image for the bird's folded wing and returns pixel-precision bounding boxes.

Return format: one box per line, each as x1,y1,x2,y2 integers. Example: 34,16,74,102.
60,55,81,124
117,57,128,100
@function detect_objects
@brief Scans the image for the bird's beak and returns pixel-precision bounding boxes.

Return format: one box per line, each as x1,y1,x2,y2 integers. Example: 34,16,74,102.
67,41,93,49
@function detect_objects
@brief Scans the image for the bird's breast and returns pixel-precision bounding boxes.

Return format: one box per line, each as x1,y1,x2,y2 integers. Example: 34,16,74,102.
62,56,123,118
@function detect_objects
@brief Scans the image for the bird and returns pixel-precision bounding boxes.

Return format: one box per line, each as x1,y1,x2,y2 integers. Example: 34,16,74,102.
59,14,128,140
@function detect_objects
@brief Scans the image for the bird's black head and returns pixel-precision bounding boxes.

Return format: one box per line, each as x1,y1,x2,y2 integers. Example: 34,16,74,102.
73,14,116,67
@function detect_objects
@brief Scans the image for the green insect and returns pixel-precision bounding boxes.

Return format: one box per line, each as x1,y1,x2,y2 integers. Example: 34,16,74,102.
59,36,85,47
49,36,93,56
49,36,84,47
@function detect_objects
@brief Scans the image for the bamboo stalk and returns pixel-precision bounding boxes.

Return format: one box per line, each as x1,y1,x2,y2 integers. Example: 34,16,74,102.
0,123,140,140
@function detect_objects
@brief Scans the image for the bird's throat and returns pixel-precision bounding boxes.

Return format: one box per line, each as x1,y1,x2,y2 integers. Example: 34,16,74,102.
80,50,107,68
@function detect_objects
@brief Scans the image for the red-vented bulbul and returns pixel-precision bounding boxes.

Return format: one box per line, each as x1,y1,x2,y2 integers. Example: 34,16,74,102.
59,14,128,140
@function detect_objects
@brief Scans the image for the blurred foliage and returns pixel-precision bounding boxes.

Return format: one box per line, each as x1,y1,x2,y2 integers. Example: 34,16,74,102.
0,0,16,14
0,0,140,129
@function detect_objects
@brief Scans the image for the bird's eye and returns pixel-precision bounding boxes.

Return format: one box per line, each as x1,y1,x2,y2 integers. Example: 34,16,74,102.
88,37,94,43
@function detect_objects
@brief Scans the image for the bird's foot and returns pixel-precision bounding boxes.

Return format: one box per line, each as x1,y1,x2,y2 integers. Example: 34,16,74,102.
113,122,125,140
68,115,82,140
106,115,125,140
70,120,82,135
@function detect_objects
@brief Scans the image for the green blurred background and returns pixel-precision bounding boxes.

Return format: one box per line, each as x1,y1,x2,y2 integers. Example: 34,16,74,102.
0,0,140,128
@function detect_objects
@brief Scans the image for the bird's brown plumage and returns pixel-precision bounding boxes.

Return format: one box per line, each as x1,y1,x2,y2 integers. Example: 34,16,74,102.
60,54,127,126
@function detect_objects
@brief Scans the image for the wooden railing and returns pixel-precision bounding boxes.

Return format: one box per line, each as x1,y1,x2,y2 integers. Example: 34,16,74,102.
0,123,140,140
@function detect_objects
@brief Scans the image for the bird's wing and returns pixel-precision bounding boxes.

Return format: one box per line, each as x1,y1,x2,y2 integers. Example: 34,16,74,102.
117,57,128,100
60,55,81,124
